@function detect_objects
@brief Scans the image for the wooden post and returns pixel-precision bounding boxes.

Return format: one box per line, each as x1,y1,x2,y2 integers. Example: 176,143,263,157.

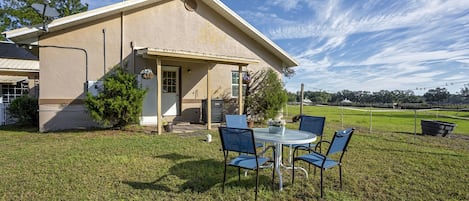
156,57,162,135
238,65,243,115
207,66,212,130
300,83,304,115
369,107,373,134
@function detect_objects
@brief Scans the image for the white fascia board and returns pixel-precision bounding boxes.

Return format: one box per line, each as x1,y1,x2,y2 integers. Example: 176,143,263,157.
206,0,299,67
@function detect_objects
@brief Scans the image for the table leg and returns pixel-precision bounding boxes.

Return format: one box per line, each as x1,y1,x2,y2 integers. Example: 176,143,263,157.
275,143,283,190
282,145,309,179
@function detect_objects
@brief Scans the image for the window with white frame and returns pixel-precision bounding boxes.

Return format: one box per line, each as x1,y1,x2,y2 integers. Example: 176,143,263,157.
162,71,177,93
1,81,29,103
231,71,247,97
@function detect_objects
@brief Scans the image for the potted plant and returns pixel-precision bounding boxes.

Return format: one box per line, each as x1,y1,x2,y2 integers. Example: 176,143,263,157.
162,119,173,132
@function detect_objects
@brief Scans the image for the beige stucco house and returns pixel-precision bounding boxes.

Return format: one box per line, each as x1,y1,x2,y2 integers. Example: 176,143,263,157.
3,0,298,133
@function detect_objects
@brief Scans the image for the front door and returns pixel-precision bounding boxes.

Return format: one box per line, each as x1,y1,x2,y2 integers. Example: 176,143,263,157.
162,66,180,116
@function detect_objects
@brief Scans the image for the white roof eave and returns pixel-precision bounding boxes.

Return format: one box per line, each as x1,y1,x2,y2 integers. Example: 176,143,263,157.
206,0,299,67
3,0,156,43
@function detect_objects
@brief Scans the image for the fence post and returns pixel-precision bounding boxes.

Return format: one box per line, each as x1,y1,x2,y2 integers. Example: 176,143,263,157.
414,109,417,142
369,107,373,134
341,104,344,129
300,83,304,115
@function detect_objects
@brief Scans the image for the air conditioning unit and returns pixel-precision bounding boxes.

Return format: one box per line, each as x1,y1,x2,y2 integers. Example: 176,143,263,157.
86,81,103,96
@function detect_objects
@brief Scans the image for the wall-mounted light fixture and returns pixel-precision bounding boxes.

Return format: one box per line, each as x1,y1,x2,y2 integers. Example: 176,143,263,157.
187,69,192,74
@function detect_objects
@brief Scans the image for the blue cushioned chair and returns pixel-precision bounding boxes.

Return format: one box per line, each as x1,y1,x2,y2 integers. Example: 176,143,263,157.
292,128,355,198
225,114,263,148
283,115,325,164
219,127,276,201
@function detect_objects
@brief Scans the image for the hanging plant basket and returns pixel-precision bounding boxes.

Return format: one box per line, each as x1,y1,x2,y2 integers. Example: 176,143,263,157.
242,75,251,84
140,69,154,80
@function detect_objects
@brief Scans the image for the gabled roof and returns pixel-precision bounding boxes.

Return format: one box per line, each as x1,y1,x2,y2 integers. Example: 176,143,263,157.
0,42,38,60
2,0,298,67
0,58,39,72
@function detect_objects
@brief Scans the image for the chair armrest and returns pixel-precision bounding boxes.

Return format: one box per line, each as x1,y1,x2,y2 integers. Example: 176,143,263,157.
314,140,330,152
292,145,313,157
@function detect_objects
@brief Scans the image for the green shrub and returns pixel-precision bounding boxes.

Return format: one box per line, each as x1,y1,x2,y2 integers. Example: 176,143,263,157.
7,96,39,126
245,68,288,121
85,67,146,129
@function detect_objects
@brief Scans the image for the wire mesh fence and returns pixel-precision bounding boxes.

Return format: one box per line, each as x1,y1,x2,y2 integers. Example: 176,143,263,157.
284,105,469,136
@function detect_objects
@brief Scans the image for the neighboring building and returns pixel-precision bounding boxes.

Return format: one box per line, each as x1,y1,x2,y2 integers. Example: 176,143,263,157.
0,42,39,125
0,42,39,103
3,0,298,133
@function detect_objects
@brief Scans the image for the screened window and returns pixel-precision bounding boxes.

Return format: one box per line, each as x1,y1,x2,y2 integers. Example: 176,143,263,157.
231,71,247,97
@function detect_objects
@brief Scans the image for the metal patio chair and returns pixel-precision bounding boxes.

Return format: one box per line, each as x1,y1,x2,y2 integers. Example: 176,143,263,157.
219,127,276,200
283,115,326,164
292,128,355,198
225,114,263,148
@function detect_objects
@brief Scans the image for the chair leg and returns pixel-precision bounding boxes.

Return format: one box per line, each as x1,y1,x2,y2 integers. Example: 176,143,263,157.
281,146,285,164
238,167,241,182
223,164,227,193
292,159,295,184
339,165,343,189
320,168,324,198
255,168,259,201
272,158,276,189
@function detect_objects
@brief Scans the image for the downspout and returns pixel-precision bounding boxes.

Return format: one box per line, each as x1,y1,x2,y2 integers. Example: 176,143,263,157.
120,11,124,68
35,45,89,92
103,28,106,75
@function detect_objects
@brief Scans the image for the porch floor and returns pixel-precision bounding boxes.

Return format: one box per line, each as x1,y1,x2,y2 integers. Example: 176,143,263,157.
143,122,222,134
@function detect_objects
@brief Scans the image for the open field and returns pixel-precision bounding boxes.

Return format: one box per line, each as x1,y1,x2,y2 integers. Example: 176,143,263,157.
1,105,468,200
284,105,469,136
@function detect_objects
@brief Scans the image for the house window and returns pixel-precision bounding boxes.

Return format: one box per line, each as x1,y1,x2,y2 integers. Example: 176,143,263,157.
162,71,177,93
231,71,247,97
1,81,29,103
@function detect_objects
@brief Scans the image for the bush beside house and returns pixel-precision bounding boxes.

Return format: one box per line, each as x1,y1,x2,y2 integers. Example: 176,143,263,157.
85,68,146,129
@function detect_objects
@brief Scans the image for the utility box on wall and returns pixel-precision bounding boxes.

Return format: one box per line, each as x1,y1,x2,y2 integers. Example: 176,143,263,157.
201,99,224,123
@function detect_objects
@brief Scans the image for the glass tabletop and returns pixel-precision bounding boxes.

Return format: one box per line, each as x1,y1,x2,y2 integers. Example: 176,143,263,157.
253,128,317,144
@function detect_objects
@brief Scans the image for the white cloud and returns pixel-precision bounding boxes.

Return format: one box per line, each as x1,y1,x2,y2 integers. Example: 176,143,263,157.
271,0,469,94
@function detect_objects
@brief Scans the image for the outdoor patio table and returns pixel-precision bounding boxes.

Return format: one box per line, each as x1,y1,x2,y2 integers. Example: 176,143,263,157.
253,128,317,190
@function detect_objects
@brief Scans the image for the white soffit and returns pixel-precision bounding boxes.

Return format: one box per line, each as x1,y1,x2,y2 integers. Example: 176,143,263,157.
0,75,28,85
137,48,259,65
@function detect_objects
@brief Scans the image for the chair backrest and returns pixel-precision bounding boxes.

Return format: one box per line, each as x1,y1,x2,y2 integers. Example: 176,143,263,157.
219,127,256,155
299,115,326,136
327,128,355,155
225,114,248,129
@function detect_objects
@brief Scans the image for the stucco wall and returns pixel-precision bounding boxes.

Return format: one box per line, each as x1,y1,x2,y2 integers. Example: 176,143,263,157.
37,0,284,131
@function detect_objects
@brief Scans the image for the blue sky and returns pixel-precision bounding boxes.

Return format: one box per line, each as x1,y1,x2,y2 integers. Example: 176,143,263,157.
83,0,469,95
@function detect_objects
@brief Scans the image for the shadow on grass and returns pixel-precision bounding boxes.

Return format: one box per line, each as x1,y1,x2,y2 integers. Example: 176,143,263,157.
123,153,275,193
122,175,173,192
0,124,38,133
123,153,222,193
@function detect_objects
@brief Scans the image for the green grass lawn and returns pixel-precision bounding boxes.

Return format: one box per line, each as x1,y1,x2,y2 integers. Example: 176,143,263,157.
1,105,468,200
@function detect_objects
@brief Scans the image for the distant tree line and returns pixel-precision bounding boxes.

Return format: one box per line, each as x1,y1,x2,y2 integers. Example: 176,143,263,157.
287,84,469,106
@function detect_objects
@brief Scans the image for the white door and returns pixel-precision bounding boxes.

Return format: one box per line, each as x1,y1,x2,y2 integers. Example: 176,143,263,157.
162,66,179,116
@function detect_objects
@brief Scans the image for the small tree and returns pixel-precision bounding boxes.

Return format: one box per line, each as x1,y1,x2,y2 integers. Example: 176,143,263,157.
7,95,39,126
85,67,146,129
423,87,450,104
245,68,288,122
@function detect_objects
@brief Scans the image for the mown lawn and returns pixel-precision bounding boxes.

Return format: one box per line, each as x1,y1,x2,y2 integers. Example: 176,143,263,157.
1,105,468,200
